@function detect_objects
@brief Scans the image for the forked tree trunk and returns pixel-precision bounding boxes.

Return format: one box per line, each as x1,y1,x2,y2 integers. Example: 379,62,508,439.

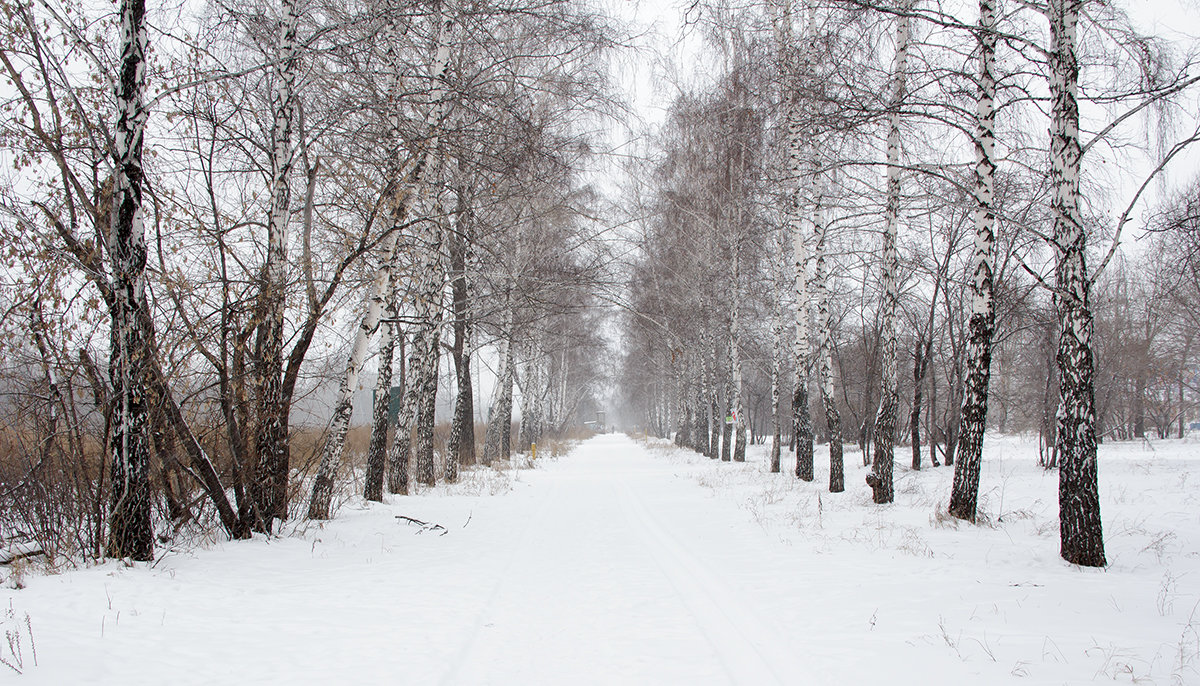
868,0,913,505
106,0,154,561
948,0,998,522
1048,0,1105,567
387,328,424,495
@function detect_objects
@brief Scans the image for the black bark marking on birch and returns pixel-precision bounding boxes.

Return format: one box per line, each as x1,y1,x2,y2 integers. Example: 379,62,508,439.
107,0,153,561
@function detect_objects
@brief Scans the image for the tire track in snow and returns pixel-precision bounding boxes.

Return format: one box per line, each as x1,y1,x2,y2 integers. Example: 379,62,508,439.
438,481,561,686
617,480,810,685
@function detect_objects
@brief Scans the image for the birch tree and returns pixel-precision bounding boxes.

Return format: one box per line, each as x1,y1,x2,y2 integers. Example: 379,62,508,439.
1047,0,1103,567
776,0,815,481
866,0,913,505
308,4,455,518
249,0,301,531
813,184,844,492
106,0,154,560
948,0,997,522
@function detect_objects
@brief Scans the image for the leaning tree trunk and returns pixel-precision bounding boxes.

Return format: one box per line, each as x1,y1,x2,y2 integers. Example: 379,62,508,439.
868,0,912,505
948,0,998,522
106,0,154,561
1048,0,1105,567
307,7,454,519
250,0,301,532
813,188,844,493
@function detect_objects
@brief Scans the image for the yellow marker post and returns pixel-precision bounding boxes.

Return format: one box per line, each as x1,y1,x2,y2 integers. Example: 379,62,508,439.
531,443,537,460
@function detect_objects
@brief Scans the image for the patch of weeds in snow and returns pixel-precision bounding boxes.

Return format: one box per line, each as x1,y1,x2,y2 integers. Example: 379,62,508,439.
1087,642,1153,683
440,465,515,497
896,527,934,558
1173,605,1200,684
0,600,36,675
1142,530,1181,565
938,615,964,660
1158,570,1181,616
929,505,961,530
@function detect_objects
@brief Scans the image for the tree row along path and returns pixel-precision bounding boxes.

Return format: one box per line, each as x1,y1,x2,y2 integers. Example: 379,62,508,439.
14,435,1058,684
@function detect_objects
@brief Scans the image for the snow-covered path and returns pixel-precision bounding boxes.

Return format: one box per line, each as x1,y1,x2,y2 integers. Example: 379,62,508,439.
5,433,1199,684
439,436,807,685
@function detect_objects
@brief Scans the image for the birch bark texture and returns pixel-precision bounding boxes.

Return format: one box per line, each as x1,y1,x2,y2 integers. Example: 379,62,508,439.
813,186,844,492
1048,0,1105,567
107,0,154,561
730,250,747,462
867,0,913,505
251,0,301,531
776,0,815,481
948,0,998,522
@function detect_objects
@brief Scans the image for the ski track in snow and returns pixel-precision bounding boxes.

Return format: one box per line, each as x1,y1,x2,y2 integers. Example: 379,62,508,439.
5,433,1200,684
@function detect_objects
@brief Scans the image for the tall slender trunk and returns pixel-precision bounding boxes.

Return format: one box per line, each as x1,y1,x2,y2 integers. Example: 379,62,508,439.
813,189,844,492
948,0,998,521
413,200,447,488
776,0,815,480
770,263,784,472
106,0,153,561
708,340,720,458
1049,0,1104,567
446,183,475,479
910,341,925,471
729,252,747,462
251,0,301,531
868,0,913,505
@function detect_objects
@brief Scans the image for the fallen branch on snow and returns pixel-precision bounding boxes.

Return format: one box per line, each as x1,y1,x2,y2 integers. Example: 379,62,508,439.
395,515,448,536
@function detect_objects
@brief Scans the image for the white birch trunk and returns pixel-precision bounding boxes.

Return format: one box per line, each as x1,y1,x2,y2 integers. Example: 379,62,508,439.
949,0,998,521
1048,0,1105,566
868,0,913,505
813,184,844,492
107,0,153,560
251,0,301,531
731,250,747,462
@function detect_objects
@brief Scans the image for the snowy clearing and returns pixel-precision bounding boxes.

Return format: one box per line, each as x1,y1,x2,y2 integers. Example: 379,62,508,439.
3,433,1199,684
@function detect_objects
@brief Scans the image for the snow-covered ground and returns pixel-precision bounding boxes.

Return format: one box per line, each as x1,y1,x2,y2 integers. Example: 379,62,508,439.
2,432,1199,684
